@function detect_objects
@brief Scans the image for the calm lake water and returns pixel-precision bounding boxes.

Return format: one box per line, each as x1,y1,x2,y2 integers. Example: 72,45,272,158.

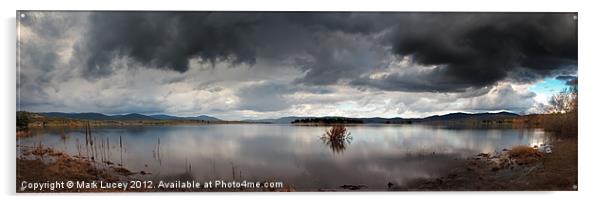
17,124,549,190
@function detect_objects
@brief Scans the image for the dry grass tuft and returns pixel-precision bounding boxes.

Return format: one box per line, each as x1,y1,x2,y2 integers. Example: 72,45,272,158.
508,145,543,165
508,146,542,158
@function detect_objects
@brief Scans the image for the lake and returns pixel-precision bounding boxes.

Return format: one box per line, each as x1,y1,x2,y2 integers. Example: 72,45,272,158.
17,124,549,191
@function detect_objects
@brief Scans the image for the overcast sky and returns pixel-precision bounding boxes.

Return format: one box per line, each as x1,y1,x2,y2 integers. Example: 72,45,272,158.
17,12,577,120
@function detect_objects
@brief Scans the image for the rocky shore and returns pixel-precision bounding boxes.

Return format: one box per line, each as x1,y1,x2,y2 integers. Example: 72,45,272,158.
400,138,577,191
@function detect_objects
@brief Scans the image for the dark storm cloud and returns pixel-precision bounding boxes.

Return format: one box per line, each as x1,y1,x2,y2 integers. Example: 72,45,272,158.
556,75,578,86
82,12,256,76
79,12,577,92
236,81,335,112
79,12,394,78
356,13,577,92
352,69,485,92
292,32,390,85
18,12,89,111
236,82,293,112
19,12,81,83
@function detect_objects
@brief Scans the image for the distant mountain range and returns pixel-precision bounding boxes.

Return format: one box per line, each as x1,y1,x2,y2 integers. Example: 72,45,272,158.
40,112,222,122
420,111,518,122
148,114,221,121
244,111,519,124
36,111,518,124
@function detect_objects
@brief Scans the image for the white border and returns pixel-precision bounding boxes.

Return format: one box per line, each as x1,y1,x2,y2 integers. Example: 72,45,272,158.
2,1,600,204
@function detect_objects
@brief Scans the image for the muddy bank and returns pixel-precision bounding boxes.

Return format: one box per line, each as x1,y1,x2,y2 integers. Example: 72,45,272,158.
400,138,577,191
17,145,144,192
16,146,295,192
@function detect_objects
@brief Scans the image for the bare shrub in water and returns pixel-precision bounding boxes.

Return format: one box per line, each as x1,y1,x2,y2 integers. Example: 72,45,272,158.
321,125,352,153
323,125,350,140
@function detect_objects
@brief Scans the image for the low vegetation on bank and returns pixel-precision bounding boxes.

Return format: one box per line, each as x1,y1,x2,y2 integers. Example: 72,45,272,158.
405,81,578,191
293,117,364,125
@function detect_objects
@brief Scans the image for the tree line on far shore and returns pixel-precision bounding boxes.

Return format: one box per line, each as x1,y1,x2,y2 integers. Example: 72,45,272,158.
292,117,364,124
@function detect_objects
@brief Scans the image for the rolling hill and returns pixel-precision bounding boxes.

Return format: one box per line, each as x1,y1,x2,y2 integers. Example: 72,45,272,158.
36,111,517,124
40,112,222,121
248,111,519,124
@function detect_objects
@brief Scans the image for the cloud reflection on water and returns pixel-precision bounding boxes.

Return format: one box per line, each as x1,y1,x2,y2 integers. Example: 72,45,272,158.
18,124,549,190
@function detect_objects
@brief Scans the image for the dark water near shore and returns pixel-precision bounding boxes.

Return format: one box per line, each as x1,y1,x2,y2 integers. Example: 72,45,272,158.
17,124,549,190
